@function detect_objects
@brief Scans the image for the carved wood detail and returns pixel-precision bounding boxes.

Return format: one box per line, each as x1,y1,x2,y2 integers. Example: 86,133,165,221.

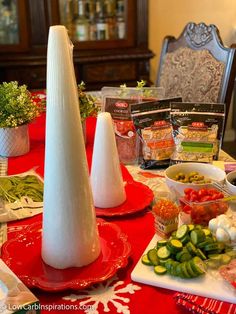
185,22,214,48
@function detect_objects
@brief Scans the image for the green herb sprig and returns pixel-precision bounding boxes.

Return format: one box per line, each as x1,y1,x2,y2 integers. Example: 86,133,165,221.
78,81,99,121
119,80,148,97
136,79,147,89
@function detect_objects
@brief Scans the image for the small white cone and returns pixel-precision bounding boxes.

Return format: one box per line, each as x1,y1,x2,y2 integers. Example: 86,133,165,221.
42,25,100,269
91,112,126,208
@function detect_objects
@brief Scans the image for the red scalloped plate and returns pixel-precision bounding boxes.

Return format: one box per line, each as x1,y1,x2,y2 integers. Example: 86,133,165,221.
1,219,131,292
95,180,154,217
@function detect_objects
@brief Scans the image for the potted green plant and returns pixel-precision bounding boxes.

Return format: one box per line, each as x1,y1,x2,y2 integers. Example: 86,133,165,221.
0,81,43,157
78,82,99,120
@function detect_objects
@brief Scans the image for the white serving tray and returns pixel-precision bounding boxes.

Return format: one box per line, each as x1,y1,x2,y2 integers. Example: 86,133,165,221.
131,234,236,304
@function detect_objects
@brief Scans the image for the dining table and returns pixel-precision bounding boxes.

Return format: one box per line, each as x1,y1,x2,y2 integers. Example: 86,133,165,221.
1,98,235,314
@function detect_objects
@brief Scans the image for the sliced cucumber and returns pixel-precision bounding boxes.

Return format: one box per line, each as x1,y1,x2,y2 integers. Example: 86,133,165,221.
180,234,190,245
197,238,214,249
205,236,215,243
176,225,189,240
190,256,206,275
208,253,222,261
204,243,221,252
180,253,192,263
206,259,219,269
190,229,206,245
175,263,184,278
207,249,222,255
156,240,168,248
202,228,211,237
175,249,183,260
168,239,183,253
196,248,207,260
185,242,197,256
180,262,191,278
186,242,198,256
165,259,175,272
147,248,159,266
170,261,180,276
157,246,171,260
159,258,169,266
142,222,232,279
207,253,231,267
188,224,195,232
165,260,179,276
154,265,167,275
141,254,152,266
194,225,203,230
186,261,198,277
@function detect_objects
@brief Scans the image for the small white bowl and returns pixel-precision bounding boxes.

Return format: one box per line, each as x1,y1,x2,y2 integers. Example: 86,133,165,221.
226,170,236,195
165,162,226,195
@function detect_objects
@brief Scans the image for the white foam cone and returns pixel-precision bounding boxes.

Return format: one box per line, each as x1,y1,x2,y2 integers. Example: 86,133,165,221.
91,112,126,208
42,25,100,269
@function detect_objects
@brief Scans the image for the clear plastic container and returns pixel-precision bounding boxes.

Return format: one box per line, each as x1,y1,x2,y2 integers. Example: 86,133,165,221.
139,86,165,101
178,187,229,226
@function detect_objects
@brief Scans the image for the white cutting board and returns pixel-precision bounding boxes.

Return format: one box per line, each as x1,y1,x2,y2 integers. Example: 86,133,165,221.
131,234,236,303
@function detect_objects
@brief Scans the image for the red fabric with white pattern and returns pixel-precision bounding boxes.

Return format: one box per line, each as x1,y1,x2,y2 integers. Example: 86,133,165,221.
174,292,236,314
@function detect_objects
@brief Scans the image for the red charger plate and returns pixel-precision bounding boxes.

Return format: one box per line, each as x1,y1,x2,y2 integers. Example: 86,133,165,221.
95,180,154,217
1,219,131,292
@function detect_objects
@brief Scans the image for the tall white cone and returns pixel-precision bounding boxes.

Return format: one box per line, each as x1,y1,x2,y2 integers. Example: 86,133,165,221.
91,112,126,208
42,25,100,269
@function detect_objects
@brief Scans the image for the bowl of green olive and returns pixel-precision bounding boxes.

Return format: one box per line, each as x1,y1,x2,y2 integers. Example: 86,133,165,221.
165,162,226,195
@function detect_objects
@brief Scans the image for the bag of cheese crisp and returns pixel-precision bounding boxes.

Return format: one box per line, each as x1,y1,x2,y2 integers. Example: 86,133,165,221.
170,102,225,163
131,98,181,169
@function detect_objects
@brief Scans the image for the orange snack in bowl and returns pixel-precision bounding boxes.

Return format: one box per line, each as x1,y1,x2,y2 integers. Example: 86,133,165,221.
152,199,180,238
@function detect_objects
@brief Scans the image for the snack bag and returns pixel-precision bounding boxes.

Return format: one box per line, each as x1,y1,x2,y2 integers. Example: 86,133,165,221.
170,102,225,163
131,98,181,169
102,87,142,165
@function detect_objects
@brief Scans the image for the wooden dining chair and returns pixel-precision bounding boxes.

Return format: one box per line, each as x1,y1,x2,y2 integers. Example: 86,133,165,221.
156,22,236,131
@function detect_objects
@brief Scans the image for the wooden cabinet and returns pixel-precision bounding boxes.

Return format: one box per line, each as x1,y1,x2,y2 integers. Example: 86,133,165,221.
0,0,154,90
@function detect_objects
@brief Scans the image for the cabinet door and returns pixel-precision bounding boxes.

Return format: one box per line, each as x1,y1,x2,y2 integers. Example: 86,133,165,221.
49,0,135,49
0,0,28,51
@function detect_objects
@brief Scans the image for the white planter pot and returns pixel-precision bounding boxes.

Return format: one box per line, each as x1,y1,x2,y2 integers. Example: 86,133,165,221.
0,124,30,157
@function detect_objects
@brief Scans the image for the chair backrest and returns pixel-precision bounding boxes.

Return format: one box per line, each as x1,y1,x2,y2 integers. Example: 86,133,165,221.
156,22,236,126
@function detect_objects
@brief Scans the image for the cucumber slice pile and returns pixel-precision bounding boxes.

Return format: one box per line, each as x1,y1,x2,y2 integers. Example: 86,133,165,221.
141,224,235,279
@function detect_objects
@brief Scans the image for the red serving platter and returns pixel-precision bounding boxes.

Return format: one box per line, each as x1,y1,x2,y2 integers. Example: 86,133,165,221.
95,180,154,217
1,219,131,292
